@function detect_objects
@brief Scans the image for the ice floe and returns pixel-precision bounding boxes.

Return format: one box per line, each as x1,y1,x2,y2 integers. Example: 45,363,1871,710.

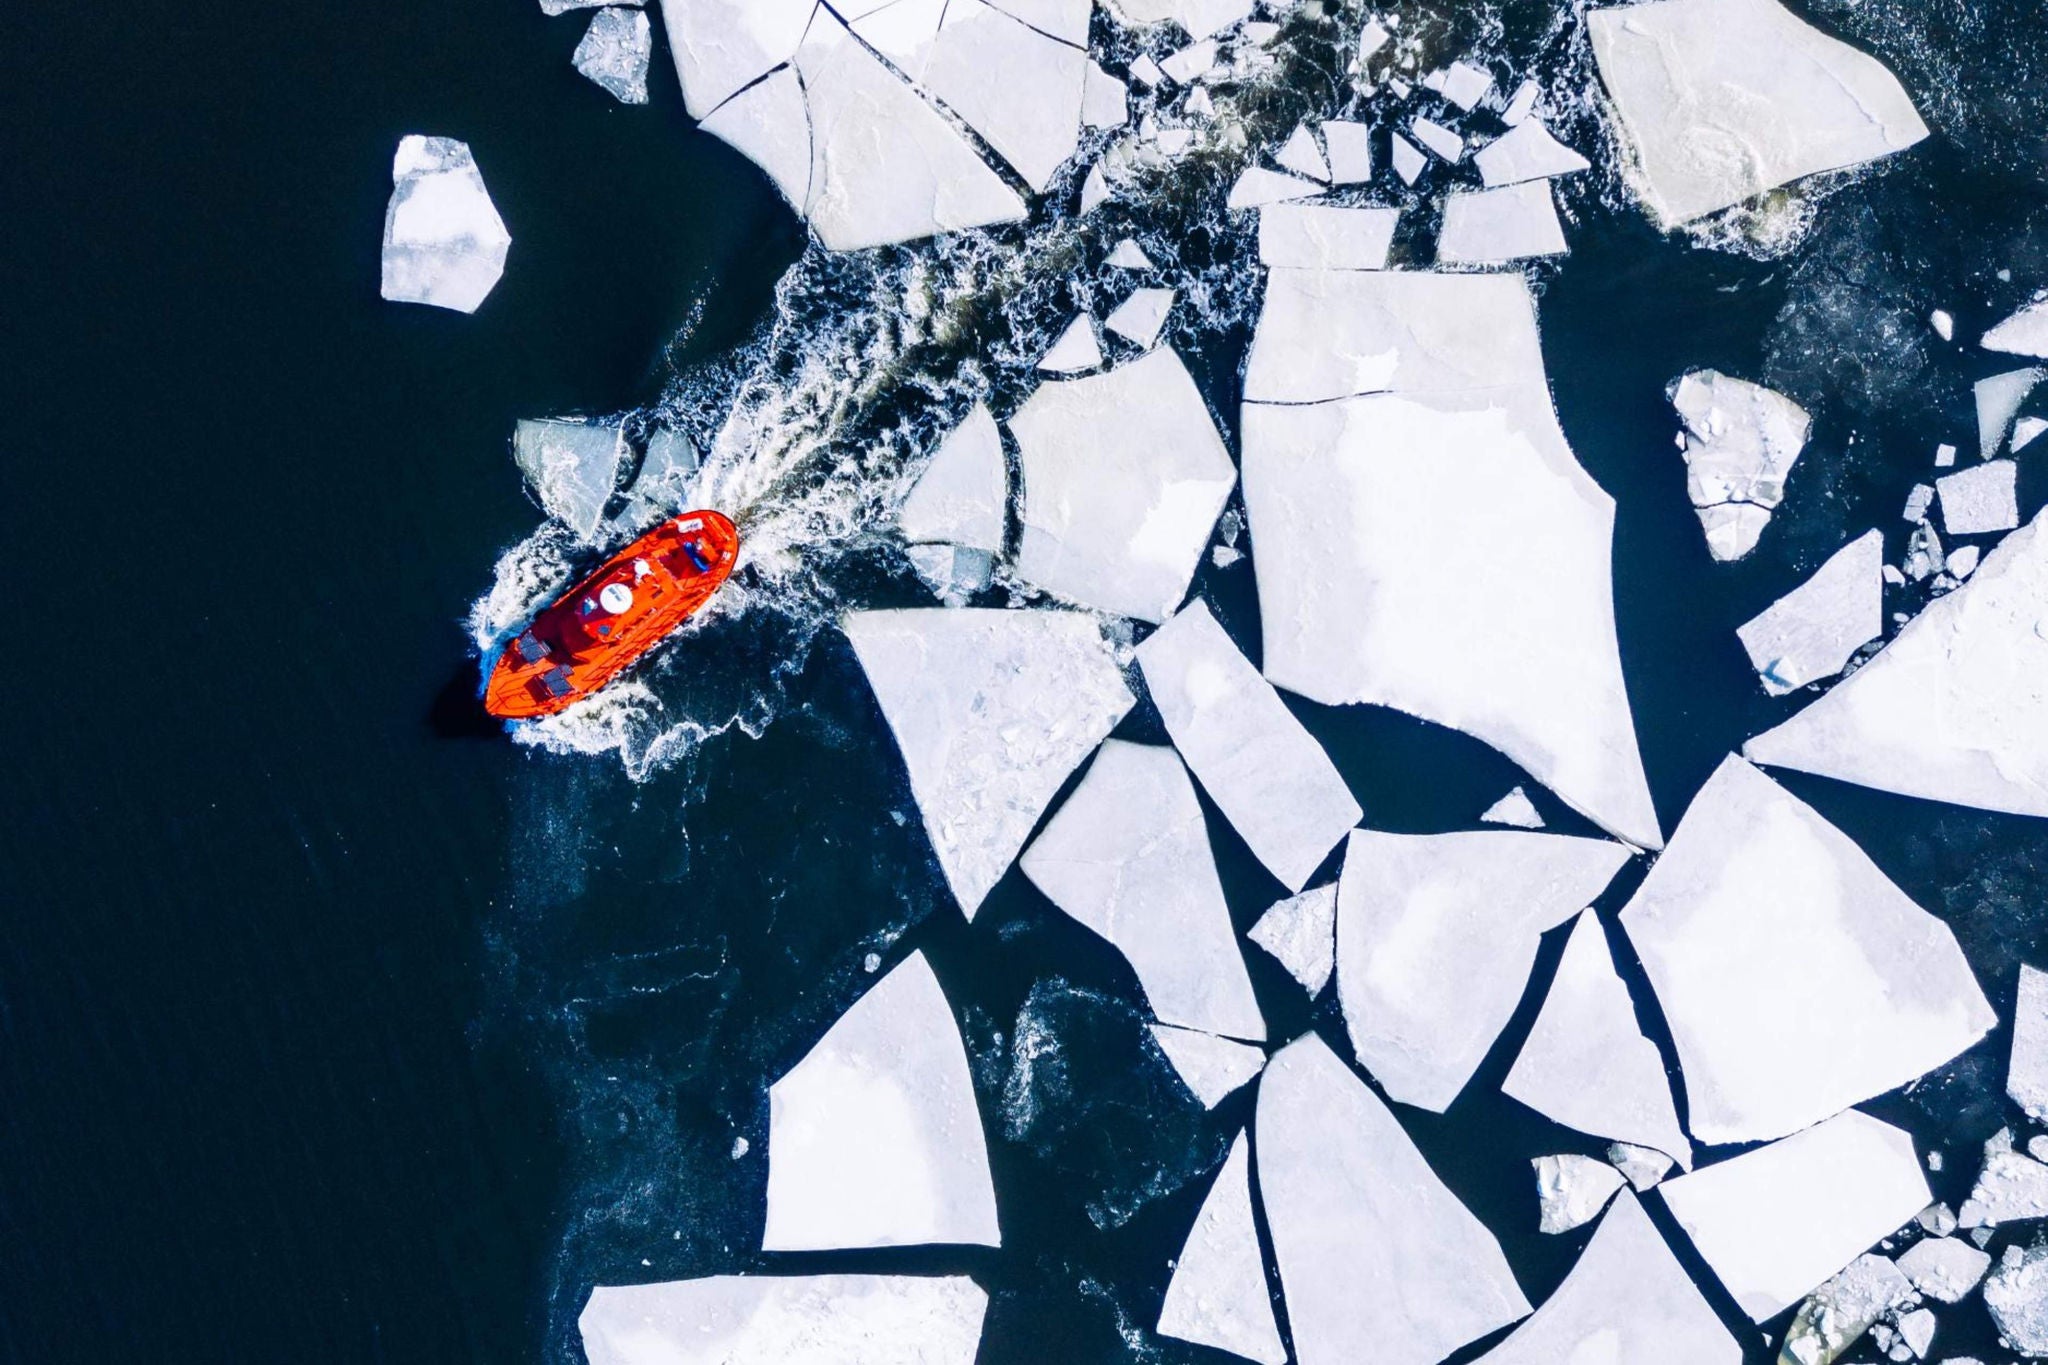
1410,117,1464,162
1257,1034,1532,1365
1898,1235,1990,1303
1472,1191,1741,1364
1148,1024,1265,1108
1670,369,1811,563
764,952,999,1251
1744,505,2048,819
574,8,652,103
1390,132,1425,185
2019,414,2048,451
1983,297,2048,359
1136,600,1360,890
697,67,813,211
1107,0,1252,41
1473,119,1590,187
1426,60,1493,111
1257,203,1399,270
1274,125,1329,182
1533,1153,1624,1234
1437,181,1569,266
1010,346,1236,622
843,608,1134,918
1078,163,1110,214
1160,38,1219,84
1957,1129,2048,1229
1501,79,1540,127
1106,238,1154,270
915,0,1085,194
1083,60,1129,129
579,1273,988,1364
1660,1109,1929,1321
1503,910,1693,1166
1156,1131,1287,1365
1241,269,1662,850
541,0,638,13
1247,884,1337,996
1021,741,1267,1040
1938,459,2020,536
1608,1141,1675,1191
659,0,813,119
2013,964,2048,1122
1587,0,1929,226
1780,1253,1916,1365
513,418,626,541
1037,313,1103,373
1321,120,1372,183
1985,1243,2048,1354
379,136,511,314
1735,529,1883,696
1337,829,1632,1112
897,403,1006,554
1619,756,1993,1144
1480,785,1545,829
1974,368,2040,459
1227,165,1324,209
1104,287,1175,350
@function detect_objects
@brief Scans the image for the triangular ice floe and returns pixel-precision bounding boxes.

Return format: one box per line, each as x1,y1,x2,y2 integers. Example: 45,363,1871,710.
1106,237,1154,269
1473,119,1590,187
1104,286,1175,349
1480,785,1544,828
1274,124,1329,181
1533,1153,1625,1233
1037,313,1103,372
1736,529,1883,696
898,402,1006,552
1149,1025,1266,1108
1974,368,2040,459
1984,297,2048,358
1157,1131,1286,1364
579,1273,989,1364
1227,166,1324,209
1248,884,1337,996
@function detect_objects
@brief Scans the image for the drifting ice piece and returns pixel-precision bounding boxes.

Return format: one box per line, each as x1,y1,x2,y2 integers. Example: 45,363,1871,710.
1241,269,1662,850
1503,911,1693,1167
1227,166,1324,209
1274,125,1330,181
1337,829,1632,1112
1670,369,1812,562
1078,163,1110,214
1021,741,1267,1040
1136,600,1361,891
1082,61,1128,129
1957,1134,2048,1228
1745,506,2048,818
1473,1192,1741,1365
1160,39,1219,84
379,136,511,314
1258,1034,1532,1365
1974,368,2041,459
574,9,653,103
1938,459,2020,535
906,544,993,603
1437,181,1568,265
764,952,999,1250
1983,297,2048,359
1735,529,1883,695
1897,1236,1991,1303
1428,60,1493,111
1107,238,1154,269
898,403,1006,553
1391,133,1426,184
578,1274,988,1364
1480,785,1545,829
1104,287,1176,349
1410,117,1465,162
1157,1132,1286,1364
1357,17,1391,62
658,0,814,118
1148,1025,1265,1108
1534,1154,1625,1233
1502,79,1541,126
1038,314,1104,373
2013,965,2048,1122
1619,756,1994,1144
1106,0,1254,40
1321,120,1372,183
1010,346,1237,622
513,419,626,542
1587,0,1929,226
1987,1243,2048,1356
2018,415,2048,451
1257,203,1399,270
843,608,1134,918
1659,1109,1930,1321
541,0,638,13
1473,119,1590,187
919,0,1085,194
1609,1142,1675,1190
1780,1254,1917,1365
1248,884,1337,996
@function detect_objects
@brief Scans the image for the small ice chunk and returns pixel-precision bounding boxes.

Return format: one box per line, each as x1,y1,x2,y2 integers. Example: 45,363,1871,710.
1257,203,1400,270
1105,0,1252,41
1248,884,1337,996
1386,76,1412,100
1986,1244,2048,1355
540,0,638,12
1357,17,1391,62
905,544,993,603
899,403,1006,552
1158,1132,1286,1364
1619,756,1994,1144
379,136,511,314
1391,132,1426,184
657,0,814,118
1257,1034,1532,1365
513,418,626,541
1432,60,1494,111
1935,441,1958,467
1273,124,1330,181
1083,60,1130,129
1480,785,1545,828
1501,79,1541,126
1534,1153,1625,1233
1504,910,1693,1167
1078,163,1110,214
1472,1192,1741,1364
2011,964,2048,1122
1671,369,1812,562
1226,165,1324,209
763,952,999,1251
1608,1142,1676,1191
1983,296,2048,359
1241,20,1277,45
1038,313,1103,373
1106,238,1155,270
615,425,701,529
1128,54,1164,88
579,1274,988,1364
1938,459,2020,535
1587,0,1929,226
1957,1136,2048,1228
573,8,653,104
1104,287,1175,350
1410,116,1465,162
1160,38,1220,85
1779,1253,1917,1365
1902,482,1935,522
1930,308,1954,341
1338,829,1632,1112
1473,119,1591,187
1744,505,2048,819
1021,741,1267,1040
1735,528,1883,695
1148,1025,1265,1108
1904,519,1944,581
1137,600,1361,889
843,608,1134,919
1437,180,1569,265
1897,1237,1991,1303
1183,86,1214,118
1974,368,2042,459
1321,120,1372,183
1948,542,1981,578
2016,415,2048,450
1660,1109,1930,1321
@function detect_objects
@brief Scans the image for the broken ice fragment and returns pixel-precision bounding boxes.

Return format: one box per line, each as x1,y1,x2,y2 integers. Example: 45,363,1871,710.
1473,119,1591,187
1078,163,1110,214
1986,1243,2048,1356
1357,16,1391,62
1321,120,1372,183
1082,60,1129,129
1128,54,1164,88
1391,132,1426,184
763,952,999,1251
1608,1141,1675,1191
1897,1237,1990,1303
1948,543,1981,578
1160,38,1219,85
1410,117,1464,162
1038,314,1103,373
1661,1109,1929,1321
1338,829,1631,1111
898,403,1006,553
1148,1025,1265,1108
1936,441,1958,468
1021,741,1267,1040
513,418,626,542
1938,459,2020,535
614,425,701,530
1780,1253,1917,1365
2018,415,2048,451
579,1274,988,1364
379,136,511,314
1975,368,2041,459
1534,1153,1625,1233
1480,785,1545,829
541,0,639,12
1620,756,1994,1144
658,0,812,118
1956,1135,2048,1229
1226,166,1323,209
1983,297,2048,359
843,608,1134,919
698,66,812,213
1248,884,1336,996
1736,529,1883,695
1104,287,1175,349
1106,0,1253,41
906,544,993,603
1273,124,1329,181
1257,1034,1532,1365
1931,307,1955,340
574,8,652,104
1136,600,1361,890
1258,203,1399,270
1157,1131,1286,1365
2012,965,2048,1122
1428,60,1493,111
1437,180,1569,266
918,0,1086,194
1744,505,2048,819
1902,482,1935,522
1106,238,1154,270
987,0,1091,46
1500,79,1540,126
1904,519,1944,581
1671,369,1811,562
1588,0,1929,226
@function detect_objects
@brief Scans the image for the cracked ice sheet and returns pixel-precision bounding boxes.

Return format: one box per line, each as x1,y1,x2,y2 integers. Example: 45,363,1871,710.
1148,1024,1264,1107
843,609,1134,919
1136,600,1360,890
512,419,625,542
1022,741,1266,1040
1257,1034,1531,1365
699,66,814,213
917,0,1085,194
1672,369,1811,563
1588,0,1929,227
1241,272,1660,851
1158,1131,1285,1364
579,1274,987,1365
1619,756,1994,1145
658,0,817,119
1744,505,2048,819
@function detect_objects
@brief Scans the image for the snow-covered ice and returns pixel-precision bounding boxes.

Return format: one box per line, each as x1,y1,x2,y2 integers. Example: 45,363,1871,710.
379,136,511,314
1159,38,1219,84
1337,829,1631,1112
1480,785,1545,829
1104,287,1175,349
513,418,625,541
1257,203,1399,270
1156,1131,1286,1365
1078,163,1109,214
1257,1034,1532,1365
1985,1244,2048,1355
764,952,999,1251
1148,1024,1265,1109
1437,181,1568,266
1021,741,1267,1040
1106,239,1153,271
1903,482,1936,523
2013,964,2048,1122
1949,542,1982,578
1744,505,2048,819
1357,16,1391,62
1247,884,1336,996
1983,297,2048,359
1780,1253,1917,1365
1082,60,1128,129
1670,369,1812,562
843,608,1134,919
897,403,1006,553
1659,1109,1930,1321
574,8,652,103
2018,415,2048,451
696,66,813,213
1534,1153,1625,1234
1037,313,1103,373
1619,756,1993,1144
1957,1131,2048,1229
579,1273,988,1365
1503,911,1692,1167
1473,119,1590,187
1938,459,2020,535
1226,166,1324,209
540,0,639,13
1321,120,1372,183
1010,346,1236,623
1427,60,1493,111
1974,368,2041,459
1136,600,1360,890
914,0,1085,194
1588,0,1929,226
1410,117,1464,162
1501,79,1540,126
1735,529,1883,696
1897,1236,1991,1303
1273,124,1329,181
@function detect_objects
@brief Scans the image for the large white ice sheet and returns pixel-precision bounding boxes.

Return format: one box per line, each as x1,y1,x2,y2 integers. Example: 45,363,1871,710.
1257,203,1400,270
918,0,1085,194
579,1273,988,1364
1156,1132,1286,1364
380,136,511,314
1736,529,1883,696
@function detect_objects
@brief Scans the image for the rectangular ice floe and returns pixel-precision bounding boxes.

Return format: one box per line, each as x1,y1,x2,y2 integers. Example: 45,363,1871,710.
1938,458,2020,535
1257,203,1399,270
579,1273,988,1364
1437,180,1568,265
